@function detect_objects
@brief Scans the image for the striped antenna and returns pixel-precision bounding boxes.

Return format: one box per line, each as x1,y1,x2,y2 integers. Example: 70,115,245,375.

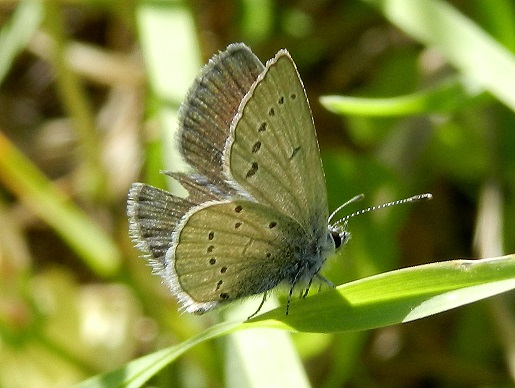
330,193,432,227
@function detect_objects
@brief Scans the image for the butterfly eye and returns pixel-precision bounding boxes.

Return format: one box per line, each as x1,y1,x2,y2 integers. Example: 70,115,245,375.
331,230,342,248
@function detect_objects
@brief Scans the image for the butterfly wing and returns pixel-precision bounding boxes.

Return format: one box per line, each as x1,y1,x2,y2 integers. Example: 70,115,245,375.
167,200,305,314
178,43,264,194
224,50,328,235
129,44,265,267
127,172,227,268
127,183,194,272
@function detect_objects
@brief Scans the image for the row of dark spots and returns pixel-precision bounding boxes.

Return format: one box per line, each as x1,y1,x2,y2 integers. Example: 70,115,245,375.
215,266,228,300
235,205,242,229
209,257,228,300
205,210,276,239
205,204,277,301
208,260,227,275
215,273,228,300
206,205,244,243
207,204,237,300
247,107,270,176
205,222,277,242
247,93,297,178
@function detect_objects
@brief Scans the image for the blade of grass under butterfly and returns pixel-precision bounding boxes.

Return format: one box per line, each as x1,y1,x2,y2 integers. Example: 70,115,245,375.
247,255,515,332
75,255,514,386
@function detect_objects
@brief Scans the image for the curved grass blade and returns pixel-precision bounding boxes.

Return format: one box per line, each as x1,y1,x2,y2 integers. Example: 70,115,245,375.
248,255,515,332
0,133,121,276
75,321,241,388
364,0,515,111
76,255,514,386
0,0,42,86
320,78,485,116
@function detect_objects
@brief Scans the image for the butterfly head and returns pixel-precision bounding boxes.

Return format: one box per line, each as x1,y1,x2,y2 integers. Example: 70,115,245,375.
328,223,350,250
327,193,432,250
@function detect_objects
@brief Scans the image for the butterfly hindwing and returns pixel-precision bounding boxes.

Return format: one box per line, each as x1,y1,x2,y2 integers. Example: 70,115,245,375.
167,200,306,314
127,172,226,271
127,183,195,271
224,50,328,234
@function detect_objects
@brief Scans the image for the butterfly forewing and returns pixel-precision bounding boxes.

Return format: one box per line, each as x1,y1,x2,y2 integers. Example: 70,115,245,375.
178,43,264,191
225,51,328,234
169,200,305,313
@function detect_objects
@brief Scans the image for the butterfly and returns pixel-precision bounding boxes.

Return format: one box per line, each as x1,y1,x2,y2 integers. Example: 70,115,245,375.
127,43,430,317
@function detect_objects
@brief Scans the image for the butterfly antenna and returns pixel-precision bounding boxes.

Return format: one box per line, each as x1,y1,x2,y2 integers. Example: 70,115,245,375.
332,193,432,227
328,194,365,224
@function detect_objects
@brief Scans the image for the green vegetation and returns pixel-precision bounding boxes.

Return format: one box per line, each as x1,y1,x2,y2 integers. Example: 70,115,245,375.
0,1,513,387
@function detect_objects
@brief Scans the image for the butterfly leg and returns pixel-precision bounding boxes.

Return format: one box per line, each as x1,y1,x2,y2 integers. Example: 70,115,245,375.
301,276,314,298
286,269,305,315
316,273,334,288
286,286,294,315
303,268,333,298
247,292,268,320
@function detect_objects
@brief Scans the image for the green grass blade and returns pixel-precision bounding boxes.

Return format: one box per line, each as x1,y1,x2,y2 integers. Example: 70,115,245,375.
226,327,311,388
0,133,121,276
43,3,106,197
364,0,515,111
224,300,311,388
74,321,241,388
248,255,515,332
320,77,484,116
75,255,514,386
136,2,200,187
0,0,42,86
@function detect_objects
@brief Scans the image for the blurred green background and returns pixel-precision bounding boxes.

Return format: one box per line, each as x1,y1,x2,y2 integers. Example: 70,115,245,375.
0,0,514,387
